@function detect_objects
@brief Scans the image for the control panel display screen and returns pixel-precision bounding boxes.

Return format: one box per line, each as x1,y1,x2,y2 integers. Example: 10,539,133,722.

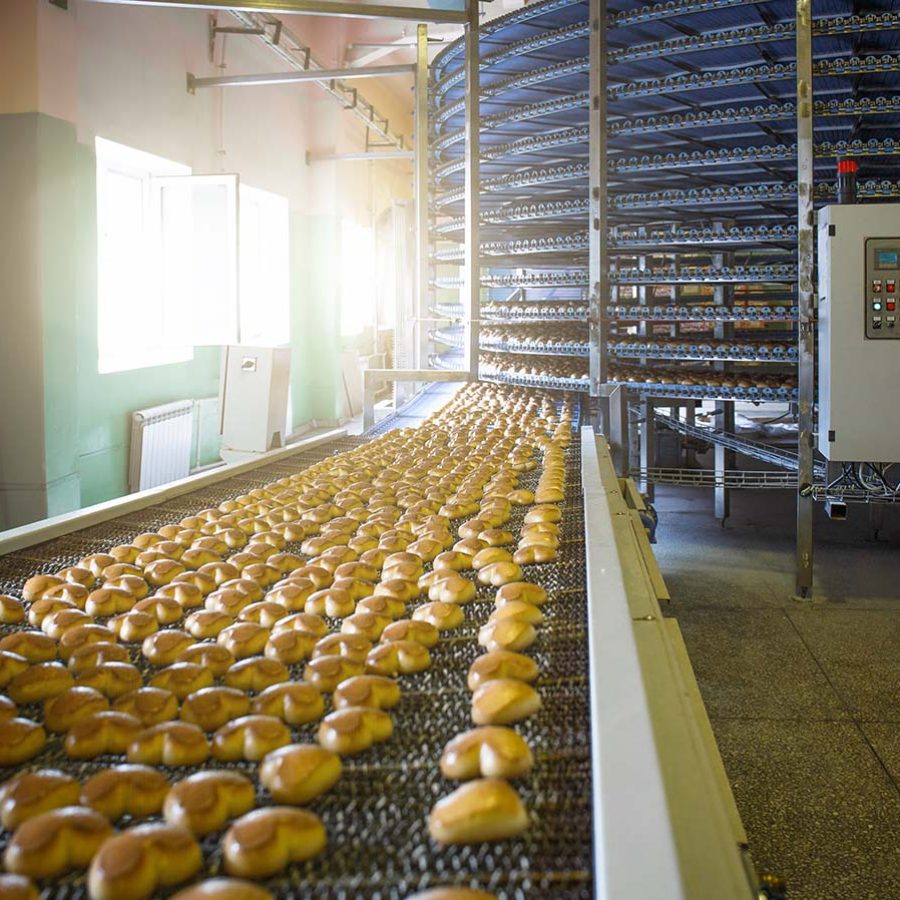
875,249,899,269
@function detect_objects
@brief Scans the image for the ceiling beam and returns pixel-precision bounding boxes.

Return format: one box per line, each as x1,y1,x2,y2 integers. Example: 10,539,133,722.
188,63,414,89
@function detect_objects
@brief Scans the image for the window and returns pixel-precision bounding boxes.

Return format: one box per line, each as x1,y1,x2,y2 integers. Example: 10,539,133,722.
340,222,376,337
239,184,290,346
96,138,193,373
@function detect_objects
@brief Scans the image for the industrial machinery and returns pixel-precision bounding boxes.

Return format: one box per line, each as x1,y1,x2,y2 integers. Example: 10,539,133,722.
426,0,900,594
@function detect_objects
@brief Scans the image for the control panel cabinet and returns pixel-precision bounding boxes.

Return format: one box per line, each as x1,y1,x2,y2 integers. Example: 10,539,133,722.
818,204,900,461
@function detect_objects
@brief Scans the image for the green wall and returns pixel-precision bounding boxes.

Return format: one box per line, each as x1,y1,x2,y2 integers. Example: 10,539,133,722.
0,111,344,525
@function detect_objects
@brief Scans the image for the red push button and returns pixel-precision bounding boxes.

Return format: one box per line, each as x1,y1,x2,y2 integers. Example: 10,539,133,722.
888,281,897,293
888,302,896,311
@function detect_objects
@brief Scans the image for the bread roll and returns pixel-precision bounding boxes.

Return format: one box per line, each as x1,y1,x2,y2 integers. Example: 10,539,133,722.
127,721,210,767
170,570,216,596
523,504,561,524
27,596,75,627
0,631,56,663
109,611,158,643
373,578,421,603
43,580,90,606
0,596,25,625
471,678,540,726
142,630,194,667
104,575,150,601
211,715,291,762
405,889,497,900
0,873,38,900
0,651,29,688
261,629,315,665
251,682,324,726
440,726,533,780
0,718,46,767
270,611,328,638
412,601,464,631
67,641,129,675
259,744,341,804
222,807,326,879
316,706,392,755
41,608,92,640
58,624,116,662
285,565,332,589
333,561,379,582
80,553,117,578
149,663,214,700
476,562,523,587
85,587,136,617
365,640,431,676
494,582,548,607
223,657,289,693
478,528,515,547
513,545,558,565
170,879,273,900
198,561,241,586
87,822,202,900
64,711,142,759
185,609,233,640
303,656,365,692
134,596,184,625
238,601,288,628
112,687,179,726
427,574,477,605
428,779,527,845
487,601,544,627
313,633,372,663
332,674,400,711
205,588,253,618
155,582,204,610
0,695,16,721
180,687,250,732
331,577,375,602
81,765,169,820
218,622,270,659
340,611,391,641
432,551,474,572
163,770,255,835
304,588,355,619
477,619,537,653
4,806,113,878
21,574,63,602
177,642,235,676
8,662,74,704
0,770,80,829
381,618,440,648
76,662,142,699
43,686,109,732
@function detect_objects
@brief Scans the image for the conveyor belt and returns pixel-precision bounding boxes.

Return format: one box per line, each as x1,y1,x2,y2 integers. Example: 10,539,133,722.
0,427,594,898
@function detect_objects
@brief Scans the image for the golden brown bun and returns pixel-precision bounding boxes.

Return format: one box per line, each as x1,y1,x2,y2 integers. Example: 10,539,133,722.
75,662,142,699
180,687,251,732
238,601,288,628
476,562,524,587
332,674,400,711
184,609,233,640
427,575,477,605
141,630,194,667
0,695,17,720
222,807,326,879
217,622,270,659
471,548,513,570
133,596,184,625
381,618,440,648
163,770,255,835
0,770,80,829
64,711,142,759
211,715,291,762
87,822,202,900
27,596,75,628
513,545,558,565
523,504,562,524
176,642,235,676
316,706,392,755
80,765,169,820
67,641,129,674
494,582,547,607
0,718,46,767
477,619,537,653
270,610,328,638
0,873,39,900
340,611,391,641
171,878,274,900
3,806,113,878
365,641,431,676
428,779,527,845
109,611,158,643
0,631,56,663
467,651,539,692
304,588,355,619
264,629,318,665
303,656,365,692
155,582,204,609
8,662,74,704
405,889,497,900
149,663,214,700
0,651,29,688
84,587,135,618
43,686,109,732
205,588,253,618
471,678,541,726
487,600,544,626
440,726,534,780
126,721,210,767
223,657,289,693
251,682,324,726
356,593,405,620
373,579,421,603
58,624,116,662
112,687,179,726
331,577,375,601
258,743,341,804
21,574,63,602
412,601,465,631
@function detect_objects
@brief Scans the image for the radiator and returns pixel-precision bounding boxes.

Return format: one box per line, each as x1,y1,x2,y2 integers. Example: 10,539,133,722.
128,400,194,493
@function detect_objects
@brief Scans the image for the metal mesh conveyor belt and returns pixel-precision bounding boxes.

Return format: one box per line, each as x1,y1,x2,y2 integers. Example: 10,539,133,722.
428,0,900,399
0,432,593,898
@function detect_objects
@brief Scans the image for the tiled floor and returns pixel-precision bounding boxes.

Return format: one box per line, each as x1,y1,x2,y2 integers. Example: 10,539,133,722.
654,484,900,900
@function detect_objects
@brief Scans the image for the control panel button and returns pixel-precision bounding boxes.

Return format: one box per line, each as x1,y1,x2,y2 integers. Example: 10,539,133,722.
874,301,883,311
888,280,897,293
888,302,896,312
873,317,883,330
873,280,883,293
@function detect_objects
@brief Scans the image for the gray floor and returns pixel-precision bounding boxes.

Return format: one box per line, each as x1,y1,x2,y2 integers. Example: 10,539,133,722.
654,481,900,900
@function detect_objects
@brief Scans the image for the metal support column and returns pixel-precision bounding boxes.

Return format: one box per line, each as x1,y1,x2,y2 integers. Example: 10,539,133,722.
463,0,480,379
414,24,430,370
795,0,815,597
588,0,609,435
713,239,735,522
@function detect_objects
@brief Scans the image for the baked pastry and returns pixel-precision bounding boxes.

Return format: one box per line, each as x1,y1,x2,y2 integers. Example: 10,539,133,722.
265,581,315,612
80,553,117,578
170,879,273,900
127,721,210,766
0,651,29,687
251,681,322,725
380,618,440,648
317,706,392,755
75,661,143,699
58,564,97,588
271,611,328,638
218,622,270,659
134,596,184,625
340,611,391,641
3,806,113,878
41,608,92,640
405,889,498,900
185,609,233,640
85,586,136,617
332,674,400,711
177,642,235,676
112,687,180,726
440,726,533,780
64,711,142,758
87,823,202,900
104,574,150,601
428,779,527,845
472,549,514,571
0,769,80,829
495,582,548,607
524,504,561,524
513,545,558,565
373,579,421,603
330,577,375,602
381,560,423,583
304,588,355,618
21,574,64,602
471,678,541,725
80,765,169,820
109,611,158,643
180,687,251,732
0,631,57,663
313,633,372,663
0,873,39,900
170,571,216,596
8,662,74,704
149,663,214,700
211,715,291,762
432,551,474,572
476,562,524,587
99,562,141,582
365,641,431,676
179,548,220,570
155,582,204,610
487,601,543,626
285,566,332,589
27,596,75,628
58,624,116,661
467,651,539,691
264,629,317,665
205,588,253,618
198,561,241,586
477,620,537,653
412,601,464,631
239,601,288,628
356,594,405,620
0,719,46,766
303,656,365,692
163,771,255,835
223,657,289,693
427,575,477,605
43,686,109,732
0,695,17,720
259,744,341,804
222,807,326,878
142,630,195,666
67,641,129,674
333,562,379,582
